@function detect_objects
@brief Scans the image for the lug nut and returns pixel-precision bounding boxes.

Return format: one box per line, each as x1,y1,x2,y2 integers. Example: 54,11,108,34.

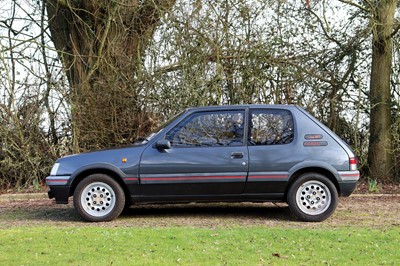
93,201,96,204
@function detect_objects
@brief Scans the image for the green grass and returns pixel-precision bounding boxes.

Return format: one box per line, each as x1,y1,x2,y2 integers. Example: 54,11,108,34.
1,226,399,265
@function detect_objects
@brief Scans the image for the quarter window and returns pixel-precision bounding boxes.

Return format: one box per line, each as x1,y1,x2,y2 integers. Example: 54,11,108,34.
249,109,294,145
166,111,245,147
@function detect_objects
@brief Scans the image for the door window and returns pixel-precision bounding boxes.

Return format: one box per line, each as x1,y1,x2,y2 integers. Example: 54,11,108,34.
166,111,245,147
249,109,294,145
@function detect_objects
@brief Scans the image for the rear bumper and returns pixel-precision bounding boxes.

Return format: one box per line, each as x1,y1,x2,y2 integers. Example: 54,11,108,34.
337,171,359,196
338,181,357,197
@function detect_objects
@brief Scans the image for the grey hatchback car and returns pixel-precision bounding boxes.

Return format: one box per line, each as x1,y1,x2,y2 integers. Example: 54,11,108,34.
46,105,359,222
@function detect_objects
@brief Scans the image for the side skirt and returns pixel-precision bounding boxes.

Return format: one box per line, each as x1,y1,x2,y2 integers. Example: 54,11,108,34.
129,193,285,204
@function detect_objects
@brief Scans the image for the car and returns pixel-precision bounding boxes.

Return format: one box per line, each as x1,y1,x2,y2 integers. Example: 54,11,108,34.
46,105,359,222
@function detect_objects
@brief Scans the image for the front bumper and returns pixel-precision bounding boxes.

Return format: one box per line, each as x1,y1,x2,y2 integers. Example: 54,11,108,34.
48,185,70,204
46,175,71,204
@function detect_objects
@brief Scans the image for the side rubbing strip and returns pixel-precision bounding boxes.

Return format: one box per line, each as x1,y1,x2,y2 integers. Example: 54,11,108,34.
249,175,287,179
124,177,139,184
248,173,289,182
140,173,247,184
142,175,246,181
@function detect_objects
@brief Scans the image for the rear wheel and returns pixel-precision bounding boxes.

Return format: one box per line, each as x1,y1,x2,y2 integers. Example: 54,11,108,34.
73,174,125,222
287,173,338,222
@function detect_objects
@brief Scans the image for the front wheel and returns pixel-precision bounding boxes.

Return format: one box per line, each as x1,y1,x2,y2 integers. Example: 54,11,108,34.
73,174,125,222
287,173,338,222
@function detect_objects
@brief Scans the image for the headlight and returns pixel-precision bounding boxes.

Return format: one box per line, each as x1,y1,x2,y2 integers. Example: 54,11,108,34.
50,163,60,176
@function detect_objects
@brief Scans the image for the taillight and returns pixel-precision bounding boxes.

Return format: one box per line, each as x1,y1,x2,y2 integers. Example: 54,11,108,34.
349,157,357,171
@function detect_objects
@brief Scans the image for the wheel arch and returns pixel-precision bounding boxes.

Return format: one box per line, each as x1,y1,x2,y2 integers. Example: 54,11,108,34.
69,166,130,204
286,167,340,198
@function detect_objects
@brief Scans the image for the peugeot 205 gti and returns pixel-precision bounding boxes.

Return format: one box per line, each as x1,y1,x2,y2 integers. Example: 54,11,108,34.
46,105,359,222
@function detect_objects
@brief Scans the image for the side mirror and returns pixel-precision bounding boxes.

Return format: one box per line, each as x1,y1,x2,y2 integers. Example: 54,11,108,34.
155,140,171,150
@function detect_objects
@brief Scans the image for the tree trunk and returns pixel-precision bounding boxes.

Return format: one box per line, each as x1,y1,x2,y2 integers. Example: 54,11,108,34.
368,0,396,180
45,0,175,151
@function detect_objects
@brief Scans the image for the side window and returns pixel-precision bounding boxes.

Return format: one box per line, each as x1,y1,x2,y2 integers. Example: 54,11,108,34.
249,109,294,145
166,111,245,147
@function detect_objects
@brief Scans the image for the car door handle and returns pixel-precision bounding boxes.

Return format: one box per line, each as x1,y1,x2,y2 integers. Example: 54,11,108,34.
231,152,244,159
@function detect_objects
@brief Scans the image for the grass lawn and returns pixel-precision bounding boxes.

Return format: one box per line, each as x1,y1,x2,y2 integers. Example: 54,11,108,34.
1,226,399,265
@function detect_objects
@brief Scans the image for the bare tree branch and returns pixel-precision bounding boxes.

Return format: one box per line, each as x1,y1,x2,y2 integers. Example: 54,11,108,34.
391,20,400,38
338,0,370,13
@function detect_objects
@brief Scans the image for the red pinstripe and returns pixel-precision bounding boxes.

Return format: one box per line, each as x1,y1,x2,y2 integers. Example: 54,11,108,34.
141,175,246,181
340,173,359,177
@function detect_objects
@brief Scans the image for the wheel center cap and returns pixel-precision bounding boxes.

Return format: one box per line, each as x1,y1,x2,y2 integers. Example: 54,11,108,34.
92,193,102,205
307,191,320,204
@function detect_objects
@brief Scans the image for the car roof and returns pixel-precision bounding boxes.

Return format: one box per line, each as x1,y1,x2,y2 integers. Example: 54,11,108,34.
184,104,298,112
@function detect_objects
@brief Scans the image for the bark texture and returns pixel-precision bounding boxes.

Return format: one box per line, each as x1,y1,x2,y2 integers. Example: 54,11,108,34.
45,0,175,151
368,0,396,180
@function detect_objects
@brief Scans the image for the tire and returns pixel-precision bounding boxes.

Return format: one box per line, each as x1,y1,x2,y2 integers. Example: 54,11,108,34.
73,174,125,222
287,173,338,222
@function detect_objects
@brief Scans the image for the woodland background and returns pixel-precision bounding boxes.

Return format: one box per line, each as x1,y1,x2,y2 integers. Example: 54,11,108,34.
0,0,399,191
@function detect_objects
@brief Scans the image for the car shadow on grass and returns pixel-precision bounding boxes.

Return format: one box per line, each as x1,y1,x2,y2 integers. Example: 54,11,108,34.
121,203,294,222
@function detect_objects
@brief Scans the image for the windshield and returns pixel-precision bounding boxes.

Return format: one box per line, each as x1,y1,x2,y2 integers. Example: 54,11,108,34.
135,109,187,145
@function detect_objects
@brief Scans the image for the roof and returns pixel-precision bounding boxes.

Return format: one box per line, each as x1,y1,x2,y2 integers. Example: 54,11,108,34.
184,104,298,112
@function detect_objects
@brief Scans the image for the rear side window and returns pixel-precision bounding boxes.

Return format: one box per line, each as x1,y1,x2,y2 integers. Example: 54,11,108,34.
249,109,294,145
166,111,245,147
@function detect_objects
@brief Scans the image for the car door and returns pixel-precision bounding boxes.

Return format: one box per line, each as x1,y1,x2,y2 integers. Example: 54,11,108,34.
245,107,296,195
138,109,249,196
